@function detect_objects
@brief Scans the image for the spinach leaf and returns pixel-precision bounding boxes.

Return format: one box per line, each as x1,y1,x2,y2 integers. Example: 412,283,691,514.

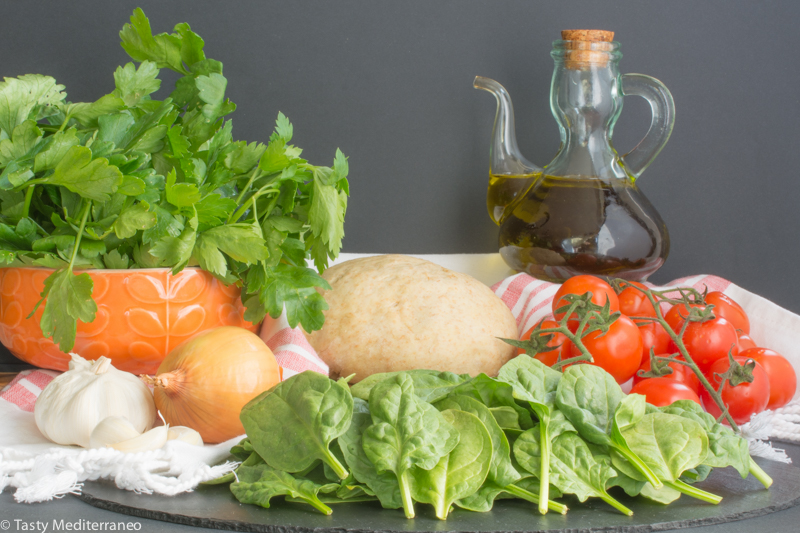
362,373,459,518
408,409,493,520
660,400,750,478
640,483,682,504
230,464,337,515
556,365,662,489
240,371,353,480
351,369,471,403
230,437,254,461
489,406,521,430
450,374,534,429
514,428,632,516
589,445,646,497
497,355,561,513
433,394,520,512
337,398,402,509
614,412,708,482
611,412,721,504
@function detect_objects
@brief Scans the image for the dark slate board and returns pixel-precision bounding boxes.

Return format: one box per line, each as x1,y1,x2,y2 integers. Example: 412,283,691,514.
76,457,800,533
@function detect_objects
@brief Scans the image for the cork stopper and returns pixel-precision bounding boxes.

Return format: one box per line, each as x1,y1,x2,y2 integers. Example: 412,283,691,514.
561,29,615,70
561,29,614,42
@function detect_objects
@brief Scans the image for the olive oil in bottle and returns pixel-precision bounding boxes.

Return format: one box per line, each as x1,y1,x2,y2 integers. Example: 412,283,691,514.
498,175,669,282
486,173,539,225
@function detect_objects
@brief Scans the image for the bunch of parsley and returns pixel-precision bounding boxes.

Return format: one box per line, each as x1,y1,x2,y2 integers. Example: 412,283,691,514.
0,8,348,352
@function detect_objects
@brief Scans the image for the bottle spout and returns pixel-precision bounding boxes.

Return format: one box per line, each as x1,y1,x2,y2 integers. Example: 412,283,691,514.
474,76,540,176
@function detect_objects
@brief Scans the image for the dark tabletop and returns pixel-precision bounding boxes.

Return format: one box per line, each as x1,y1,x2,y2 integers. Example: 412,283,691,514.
1,443,799,533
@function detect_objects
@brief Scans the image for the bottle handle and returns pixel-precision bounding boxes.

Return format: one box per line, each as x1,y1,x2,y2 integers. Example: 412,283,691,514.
621,73,675,179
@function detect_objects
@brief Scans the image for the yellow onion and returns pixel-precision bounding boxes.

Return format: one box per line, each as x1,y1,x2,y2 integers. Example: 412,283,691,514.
142,326,281,443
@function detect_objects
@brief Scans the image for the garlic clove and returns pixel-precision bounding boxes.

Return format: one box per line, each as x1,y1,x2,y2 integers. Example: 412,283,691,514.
110,424,169,453
89,416,141,448
167,426,204,446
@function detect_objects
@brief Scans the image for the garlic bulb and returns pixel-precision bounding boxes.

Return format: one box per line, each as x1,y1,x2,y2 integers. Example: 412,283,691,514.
34,354,156,447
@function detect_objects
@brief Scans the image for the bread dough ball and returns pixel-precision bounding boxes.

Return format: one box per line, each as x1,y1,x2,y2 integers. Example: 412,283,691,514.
307,255,519,381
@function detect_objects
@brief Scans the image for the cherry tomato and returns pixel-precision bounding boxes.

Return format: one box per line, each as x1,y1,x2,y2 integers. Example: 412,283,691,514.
664,302,706,334
672,317,739,372
737,333,757,352
553,275,619,323
639,322,670,362
630,378,701,407
701,356,770,425
518,319,568,366
633,356,701,395
706,292,750,334
571,314,642,384
617,281,656,319
742,348,797,410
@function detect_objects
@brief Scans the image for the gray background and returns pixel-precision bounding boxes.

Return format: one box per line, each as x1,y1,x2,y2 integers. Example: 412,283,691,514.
1,2,800,530
1,0,799,369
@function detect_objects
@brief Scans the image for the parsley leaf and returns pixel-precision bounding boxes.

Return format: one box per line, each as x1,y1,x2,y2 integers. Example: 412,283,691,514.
0,121,43,165
196,73,235,120
195,224,268,278
0,74,66,135
260,264,331,331
165,168,201,207
44,146,122,202
114,202,156,239
224,141,265,174
150,212,197,273
33,128,80,172
65,94,125,128
113,61,161,107
103,248,130,269
38,269,97,351
174,23,206,68
120,8,186,74
309,175,347,257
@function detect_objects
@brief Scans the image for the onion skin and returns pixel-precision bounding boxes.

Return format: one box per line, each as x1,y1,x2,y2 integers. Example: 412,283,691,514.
145,326,281,444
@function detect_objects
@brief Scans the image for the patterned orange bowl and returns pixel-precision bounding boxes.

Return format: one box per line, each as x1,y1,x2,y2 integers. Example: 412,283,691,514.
0,267,259,374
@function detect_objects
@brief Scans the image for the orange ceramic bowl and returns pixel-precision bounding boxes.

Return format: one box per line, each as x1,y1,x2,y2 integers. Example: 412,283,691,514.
0,267,259,374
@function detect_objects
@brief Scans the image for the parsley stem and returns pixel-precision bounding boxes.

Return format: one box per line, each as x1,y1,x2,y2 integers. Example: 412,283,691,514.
234,167,261,206
229,186,280,224
68,201,91,272
57,114,72,134
22,186,35,219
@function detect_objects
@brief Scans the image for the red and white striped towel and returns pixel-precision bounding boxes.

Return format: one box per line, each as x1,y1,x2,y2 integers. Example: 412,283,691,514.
0,369,58,413
259,312,329,379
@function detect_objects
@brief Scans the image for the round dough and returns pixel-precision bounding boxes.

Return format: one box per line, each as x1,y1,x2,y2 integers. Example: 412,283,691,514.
307,255,519,381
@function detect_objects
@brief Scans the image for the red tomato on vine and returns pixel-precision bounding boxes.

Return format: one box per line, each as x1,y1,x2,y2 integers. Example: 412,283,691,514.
571,314,642,384
701,356,770,425
617,281,656,319
741,348,796,410
630,378,701,407
518,319,569,367
553,275,619,323
706,292,750,334
670,317,739,372
633,356,701,395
